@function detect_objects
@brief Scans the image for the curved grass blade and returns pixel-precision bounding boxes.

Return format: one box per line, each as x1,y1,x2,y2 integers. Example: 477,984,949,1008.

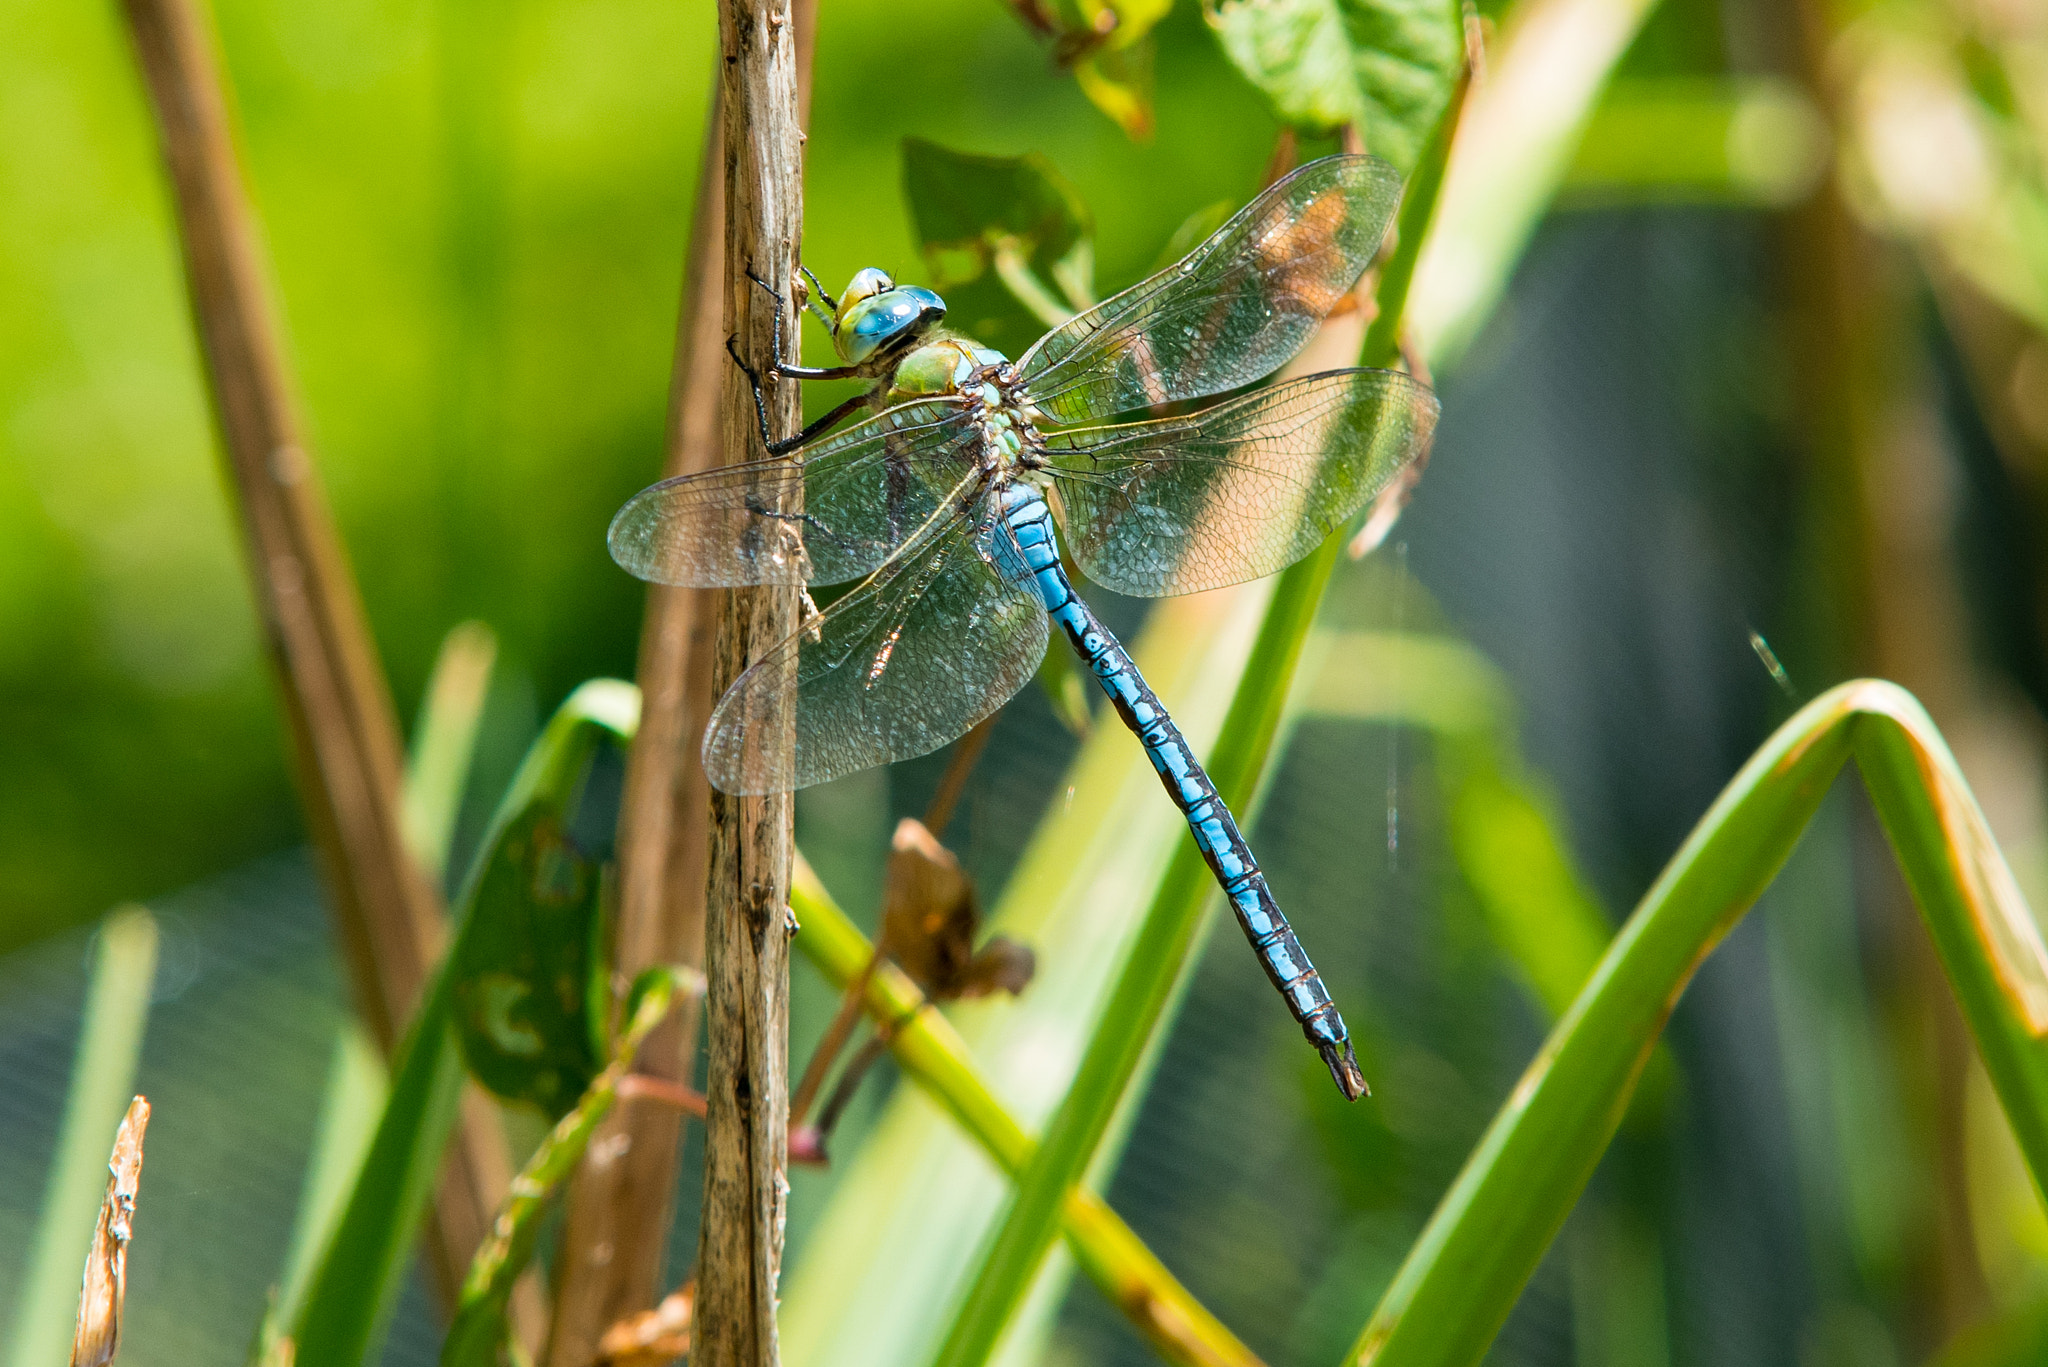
1347,681,2048,1367
788,857,1262,1367
292,680,639,1367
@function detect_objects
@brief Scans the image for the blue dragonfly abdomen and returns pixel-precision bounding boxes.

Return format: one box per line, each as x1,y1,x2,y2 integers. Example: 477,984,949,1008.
993,482,1368,1100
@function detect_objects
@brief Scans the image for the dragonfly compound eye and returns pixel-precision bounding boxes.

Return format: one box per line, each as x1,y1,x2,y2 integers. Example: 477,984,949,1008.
836,267,896,313
835,286,947,365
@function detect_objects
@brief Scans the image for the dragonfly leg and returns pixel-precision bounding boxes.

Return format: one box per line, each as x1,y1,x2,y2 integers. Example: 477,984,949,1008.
725,333,781,454
723,333,875,457
797,264,838,328
744,268,867,382
766,391,871,457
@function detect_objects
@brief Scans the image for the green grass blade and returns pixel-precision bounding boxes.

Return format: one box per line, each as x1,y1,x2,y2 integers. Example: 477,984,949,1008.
291,975,467,1367
262,1024,388,1360
401,621,500,884
292,680,638,1367
257,625,497,1364
256,627,499,1360
788,858,1261,1367
1345,680,2048,1367
6,906,159,1367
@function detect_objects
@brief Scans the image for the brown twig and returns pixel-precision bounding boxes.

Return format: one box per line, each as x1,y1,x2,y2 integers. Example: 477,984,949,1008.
545,4,817,1362
788,946,885,1128
616,1073,710,1120
542,90,726,1367
115,0,533,1341
695,0,808,1361
922,717,996,840
69,1097,149,1367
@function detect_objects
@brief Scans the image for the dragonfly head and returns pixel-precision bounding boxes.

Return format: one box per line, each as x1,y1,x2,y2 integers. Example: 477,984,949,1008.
833,269,947,366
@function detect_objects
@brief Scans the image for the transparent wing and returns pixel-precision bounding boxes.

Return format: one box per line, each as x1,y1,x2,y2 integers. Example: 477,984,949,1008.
1016,155,1402,424
1045,368,1438,597
702,492,1051,794
607,397,982,587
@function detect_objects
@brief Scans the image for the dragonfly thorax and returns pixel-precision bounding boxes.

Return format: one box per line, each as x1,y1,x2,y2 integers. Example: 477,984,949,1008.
886,341,1048,477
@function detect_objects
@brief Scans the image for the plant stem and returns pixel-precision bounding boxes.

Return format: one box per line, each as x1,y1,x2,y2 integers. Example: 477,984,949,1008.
114,0,523,1334
546,3,817,1354
544,86,723,1367
788,861,1265,1367
696,0,807,1361
924,718,997,839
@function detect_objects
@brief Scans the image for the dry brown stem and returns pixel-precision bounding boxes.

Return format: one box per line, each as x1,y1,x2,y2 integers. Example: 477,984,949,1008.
115,0,532,1340
693,0,808,1359
543,0,814,1358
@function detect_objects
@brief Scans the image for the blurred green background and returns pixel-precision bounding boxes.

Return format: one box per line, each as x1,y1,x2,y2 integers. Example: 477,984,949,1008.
10,0,2048,1364
0,0,1295,947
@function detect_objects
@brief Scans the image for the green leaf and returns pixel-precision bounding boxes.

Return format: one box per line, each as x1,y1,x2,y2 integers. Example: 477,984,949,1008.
443,964,699,1367
902,139,1095,355
1070,35,1157,141
1205,0,1462,172
1007,0,1172,139
291,679,638,1367
448,805,604,1118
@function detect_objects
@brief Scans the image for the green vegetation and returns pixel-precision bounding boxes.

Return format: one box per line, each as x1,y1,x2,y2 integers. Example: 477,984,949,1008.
11,0,2048,1366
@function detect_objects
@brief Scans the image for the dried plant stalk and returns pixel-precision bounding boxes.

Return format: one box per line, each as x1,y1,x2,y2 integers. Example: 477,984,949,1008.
116,0,532,1340
693,0,808,1360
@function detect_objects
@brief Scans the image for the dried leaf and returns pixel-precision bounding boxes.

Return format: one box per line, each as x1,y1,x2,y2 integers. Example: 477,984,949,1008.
71,1096,150,1367
593,1282,694,1367
879,820,1036,1001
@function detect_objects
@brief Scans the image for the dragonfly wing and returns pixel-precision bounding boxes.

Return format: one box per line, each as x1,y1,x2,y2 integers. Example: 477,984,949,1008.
1016,155,1402,424
701,492,1051,793
1046,368,1438,597
607,397,982,586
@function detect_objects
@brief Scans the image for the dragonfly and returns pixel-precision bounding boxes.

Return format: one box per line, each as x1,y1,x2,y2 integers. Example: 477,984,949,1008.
609,154,1439,1099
